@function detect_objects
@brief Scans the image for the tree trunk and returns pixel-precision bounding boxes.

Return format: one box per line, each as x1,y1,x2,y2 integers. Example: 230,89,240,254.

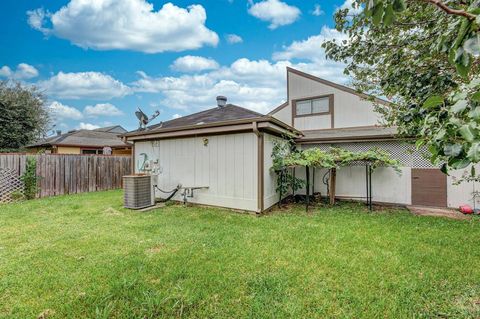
329,168,336,205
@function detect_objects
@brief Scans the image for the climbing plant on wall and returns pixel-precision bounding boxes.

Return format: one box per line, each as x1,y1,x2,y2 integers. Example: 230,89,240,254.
272,146,401,206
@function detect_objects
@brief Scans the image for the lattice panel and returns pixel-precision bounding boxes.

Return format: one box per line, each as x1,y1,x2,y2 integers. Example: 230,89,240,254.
303,141,436,168
0,168,24,203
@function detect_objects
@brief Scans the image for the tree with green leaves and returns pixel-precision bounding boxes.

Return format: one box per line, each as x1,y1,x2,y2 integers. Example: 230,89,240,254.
0,81,50,151
323,0,480,175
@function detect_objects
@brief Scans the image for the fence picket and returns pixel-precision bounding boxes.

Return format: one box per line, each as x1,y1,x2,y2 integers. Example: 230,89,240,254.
0,154,131,201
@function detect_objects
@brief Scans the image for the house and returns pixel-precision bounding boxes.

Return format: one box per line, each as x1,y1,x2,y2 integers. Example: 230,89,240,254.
124,68,475,212
28,125,132,155
269,67,473,209
123,99,300,213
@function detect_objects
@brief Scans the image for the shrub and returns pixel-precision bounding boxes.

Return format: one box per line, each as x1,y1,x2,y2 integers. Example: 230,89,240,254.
20,156,40,200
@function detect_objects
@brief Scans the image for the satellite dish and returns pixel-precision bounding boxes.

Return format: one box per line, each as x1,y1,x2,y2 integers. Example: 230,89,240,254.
135,107,161,130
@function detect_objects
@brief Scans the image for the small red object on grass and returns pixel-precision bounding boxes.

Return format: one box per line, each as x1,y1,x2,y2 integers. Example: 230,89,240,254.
459,205,474,214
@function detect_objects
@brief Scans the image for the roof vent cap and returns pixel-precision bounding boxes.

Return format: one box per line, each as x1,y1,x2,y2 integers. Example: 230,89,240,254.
216,96,227,107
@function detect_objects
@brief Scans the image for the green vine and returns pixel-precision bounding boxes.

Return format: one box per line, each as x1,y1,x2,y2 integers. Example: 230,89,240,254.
272,145,401,205
271,137,305,205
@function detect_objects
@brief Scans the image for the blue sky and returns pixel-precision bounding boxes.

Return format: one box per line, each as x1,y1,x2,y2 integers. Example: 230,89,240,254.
0,0,351,132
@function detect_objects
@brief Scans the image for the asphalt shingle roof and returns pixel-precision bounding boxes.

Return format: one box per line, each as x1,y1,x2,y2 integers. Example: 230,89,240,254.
137,104,265,133
29,126,131,148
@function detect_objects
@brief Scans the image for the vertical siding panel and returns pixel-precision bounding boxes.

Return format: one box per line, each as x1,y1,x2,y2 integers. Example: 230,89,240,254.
217,135,225,197
243,134,254,200
234,134,243,198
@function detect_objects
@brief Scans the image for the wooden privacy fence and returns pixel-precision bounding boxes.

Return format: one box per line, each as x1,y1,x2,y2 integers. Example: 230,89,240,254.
0,153,131,200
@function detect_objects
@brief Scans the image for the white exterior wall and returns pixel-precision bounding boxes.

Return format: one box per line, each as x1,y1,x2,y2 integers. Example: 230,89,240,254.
271,70,382,130
134,133,259,212
447,165,480,208
295,166,412,206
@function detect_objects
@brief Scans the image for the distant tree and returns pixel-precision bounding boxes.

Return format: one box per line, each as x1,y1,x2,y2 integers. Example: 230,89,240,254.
0,81,50,151
323,0,480,174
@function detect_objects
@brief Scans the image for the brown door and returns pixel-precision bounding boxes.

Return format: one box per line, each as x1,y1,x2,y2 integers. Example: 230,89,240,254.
411,169,447,207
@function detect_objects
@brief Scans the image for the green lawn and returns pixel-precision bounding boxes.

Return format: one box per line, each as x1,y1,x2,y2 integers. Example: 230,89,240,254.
0,191,479,318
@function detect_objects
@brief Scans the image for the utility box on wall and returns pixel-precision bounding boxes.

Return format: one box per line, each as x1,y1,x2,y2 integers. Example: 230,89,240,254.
123,175,155,209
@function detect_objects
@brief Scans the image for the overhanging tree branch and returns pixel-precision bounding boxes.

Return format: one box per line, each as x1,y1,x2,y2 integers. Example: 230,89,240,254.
421,0,476,20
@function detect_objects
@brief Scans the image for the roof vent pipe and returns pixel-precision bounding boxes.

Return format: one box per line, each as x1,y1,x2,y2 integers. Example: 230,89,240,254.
216,96,227,107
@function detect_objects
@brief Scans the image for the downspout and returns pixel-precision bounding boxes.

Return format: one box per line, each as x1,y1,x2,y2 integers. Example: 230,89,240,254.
123,136,135,174
253,122,264,213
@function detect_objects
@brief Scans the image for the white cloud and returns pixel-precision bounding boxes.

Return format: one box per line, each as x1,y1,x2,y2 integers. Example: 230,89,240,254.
48,101,84,120
172,113,182,119
248,0,301,29
27,0,219,53
132,53,347,114
38,71,131,100
84,103,123,117
272,26,348,61
226,34,243,44
171,56,220,73
78,122,100,130
338,0,363,15
0,63,39,79
311,4,324,16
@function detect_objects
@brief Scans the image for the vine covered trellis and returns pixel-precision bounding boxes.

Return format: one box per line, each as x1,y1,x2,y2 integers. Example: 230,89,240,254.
272,141,401,211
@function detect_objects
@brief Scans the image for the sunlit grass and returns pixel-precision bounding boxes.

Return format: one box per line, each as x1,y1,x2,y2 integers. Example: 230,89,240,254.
0,190,479,318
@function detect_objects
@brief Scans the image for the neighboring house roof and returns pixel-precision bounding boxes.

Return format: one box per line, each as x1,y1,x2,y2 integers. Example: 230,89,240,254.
29,126,131,148
124,104,301,140
298,126,399,143
93,125,127,134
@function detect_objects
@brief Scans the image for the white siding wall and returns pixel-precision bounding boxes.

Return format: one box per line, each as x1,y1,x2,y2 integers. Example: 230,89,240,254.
134,133,259,212
295,166,412,206
270,71,382,130
294,115,331,131
272,105,291,126
288,72,381,129
447,164,480,208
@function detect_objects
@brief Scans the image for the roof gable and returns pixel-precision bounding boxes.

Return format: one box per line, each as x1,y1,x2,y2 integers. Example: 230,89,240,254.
286,67,390,106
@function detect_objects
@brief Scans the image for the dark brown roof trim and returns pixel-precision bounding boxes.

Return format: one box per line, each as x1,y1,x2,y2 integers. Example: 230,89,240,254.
124,116,302,141
267,101,288,115
27,143,132,148
297,136,404,144
286,67,391,106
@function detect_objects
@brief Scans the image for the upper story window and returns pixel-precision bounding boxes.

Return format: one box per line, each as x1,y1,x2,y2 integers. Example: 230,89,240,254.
294,95,332,117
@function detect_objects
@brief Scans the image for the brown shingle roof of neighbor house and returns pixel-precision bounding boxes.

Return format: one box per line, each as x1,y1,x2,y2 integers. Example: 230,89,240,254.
297,126,399,143
29,126,131,148
124,104,302,140
93,125,127,134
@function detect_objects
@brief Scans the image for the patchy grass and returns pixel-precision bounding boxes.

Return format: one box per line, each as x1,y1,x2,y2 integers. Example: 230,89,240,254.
0,190,479,318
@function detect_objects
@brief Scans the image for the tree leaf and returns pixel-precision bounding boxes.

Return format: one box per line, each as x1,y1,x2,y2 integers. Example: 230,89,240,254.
467,143,480,162
383,4,394,26
444,144,463,157
472,91,480,102
463,34,480,57
451,99,468,113
392,0,406,12
456,61,470,78
469,107,480,119
440,163,448,174
450,158,471,169
459,125,475,142
422,95,444,108
453,18,471,49
372,3,384,25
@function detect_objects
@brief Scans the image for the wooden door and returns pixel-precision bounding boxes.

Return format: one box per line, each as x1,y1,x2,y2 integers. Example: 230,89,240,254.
411,169,447,207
